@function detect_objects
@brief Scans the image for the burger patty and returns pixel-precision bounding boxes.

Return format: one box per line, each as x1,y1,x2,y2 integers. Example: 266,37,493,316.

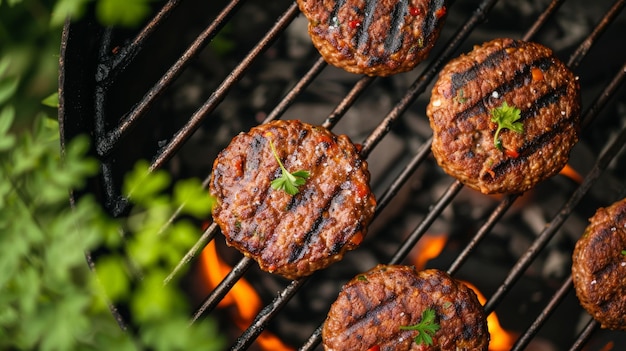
427,38,581,194
323,265,489,351
296,0,448,76
572,197,626,331
209,120,376,280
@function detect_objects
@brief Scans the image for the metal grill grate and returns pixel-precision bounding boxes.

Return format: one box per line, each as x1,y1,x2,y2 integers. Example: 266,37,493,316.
59,0,626,350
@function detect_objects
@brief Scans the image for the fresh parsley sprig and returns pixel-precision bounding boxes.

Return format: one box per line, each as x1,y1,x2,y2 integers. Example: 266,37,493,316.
268,138,310,195
400,308,441,346
621,249,626,256
490,101,524,150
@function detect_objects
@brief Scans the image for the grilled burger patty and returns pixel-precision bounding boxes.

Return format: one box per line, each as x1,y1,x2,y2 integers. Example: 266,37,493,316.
572,197,626,331
323,265,489,351
427,38,581,194
209,120,376,280
297,0,448,76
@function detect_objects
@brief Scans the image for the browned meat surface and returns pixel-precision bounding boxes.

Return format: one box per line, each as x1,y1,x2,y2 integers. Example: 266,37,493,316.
572,197,626,331
323,265,489,351
427,38,581,194
297,0,448,76
209,120,376,280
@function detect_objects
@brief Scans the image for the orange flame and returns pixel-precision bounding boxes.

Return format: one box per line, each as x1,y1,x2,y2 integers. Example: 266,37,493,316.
413,233,448,270
463,281,516,351
200,241,295,351
559,163,584,184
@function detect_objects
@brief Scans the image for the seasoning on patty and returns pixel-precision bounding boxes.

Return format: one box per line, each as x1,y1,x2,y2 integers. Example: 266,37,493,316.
322,265,489,351
209,120,376,280
427,38,581,194
296,0,448,76
572,197,626,331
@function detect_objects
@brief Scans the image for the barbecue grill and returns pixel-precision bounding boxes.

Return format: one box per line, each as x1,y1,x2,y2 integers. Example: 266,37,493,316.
59,0,626,350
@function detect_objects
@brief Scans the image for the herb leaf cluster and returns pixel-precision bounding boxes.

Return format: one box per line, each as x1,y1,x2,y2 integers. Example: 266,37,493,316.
490,101,524,150
268,138,310,195
400,308,441,346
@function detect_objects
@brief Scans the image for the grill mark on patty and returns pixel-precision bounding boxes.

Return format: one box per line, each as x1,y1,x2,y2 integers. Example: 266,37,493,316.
483,114,576,181
450,40,520,94
356,0,378,53
286,170,359,263
345,289,400,331
452,56,555,122
423,0,446,44
519,84,568,122
329,0,346,27
383,0,408,54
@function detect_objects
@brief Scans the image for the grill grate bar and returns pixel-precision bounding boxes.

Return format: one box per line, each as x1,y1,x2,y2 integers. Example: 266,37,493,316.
263,58,328,123
566,0,625,68
190,255,254,324
149,2,300,172
108,0,182,79
511,275,573,351
97,0,246,157
570,319,600,351
447,194,518,276
582,60,626,129
321,75,376,130
522,0,566,42
232,279,308,351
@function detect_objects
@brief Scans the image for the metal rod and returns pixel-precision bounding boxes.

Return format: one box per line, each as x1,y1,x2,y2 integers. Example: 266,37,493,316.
98,0,247,157
511,275,574,351
568,319,599,351
262,57,328,124
230,278,308,351
149,3,300,172
567,0,625,69
190,256,254,324
321,75,377,130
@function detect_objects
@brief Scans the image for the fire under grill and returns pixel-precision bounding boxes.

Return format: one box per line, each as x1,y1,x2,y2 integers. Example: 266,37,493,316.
59,0,626,350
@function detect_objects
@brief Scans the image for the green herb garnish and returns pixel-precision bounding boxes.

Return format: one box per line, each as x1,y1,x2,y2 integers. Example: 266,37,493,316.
621,250,626,256
455,88,468,104
490,101,524,150
400,308,440,346
268,139,310,195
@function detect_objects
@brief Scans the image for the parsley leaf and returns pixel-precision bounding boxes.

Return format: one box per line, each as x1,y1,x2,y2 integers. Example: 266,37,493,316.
400,308,441,346
490,101,524,150
268,138,310,195
621,250,626,256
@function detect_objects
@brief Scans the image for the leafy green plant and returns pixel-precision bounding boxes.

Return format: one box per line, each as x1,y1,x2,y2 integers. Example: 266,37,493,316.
0,105,223,350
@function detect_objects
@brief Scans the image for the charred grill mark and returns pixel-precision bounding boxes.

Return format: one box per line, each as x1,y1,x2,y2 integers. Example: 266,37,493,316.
519,84,568,122
384,0,408,54
347,287,399,329
329,0,346,27
483,112,576,181
423,0,446,43
450,41,520,94
244,134,264,177
356,0,378,53
286,176,353,263
452,57,555,123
